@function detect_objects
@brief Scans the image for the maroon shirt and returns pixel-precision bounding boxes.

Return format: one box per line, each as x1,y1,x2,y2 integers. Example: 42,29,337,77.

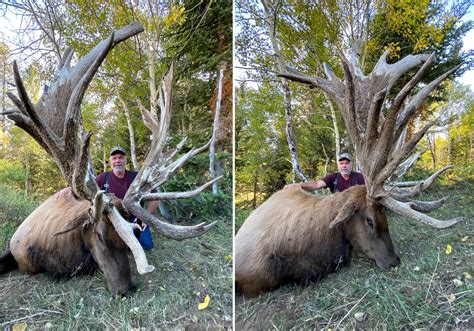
322,172,365,193
95,171,137,200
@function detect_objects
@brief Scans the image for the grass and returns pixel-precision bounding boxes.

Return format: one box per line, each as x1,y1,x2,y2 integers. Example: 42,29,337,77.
0,186,232,330
235,181,473,330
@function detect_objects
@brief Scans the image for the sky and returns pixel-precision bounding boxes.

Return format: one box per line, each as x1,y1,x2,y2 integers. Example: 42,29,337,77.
456,7,474,90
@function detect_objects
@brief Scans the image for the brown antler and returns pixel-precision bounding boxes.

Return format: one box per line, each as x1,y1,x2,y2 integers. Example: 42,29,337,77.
5,22,144,200
123,63,221,240
280,45,462,228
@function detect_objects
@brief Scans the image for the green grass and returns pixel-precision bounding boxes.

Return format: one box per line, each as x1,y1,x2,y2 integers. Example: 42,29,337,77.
235,181,473,330
0,186,232,329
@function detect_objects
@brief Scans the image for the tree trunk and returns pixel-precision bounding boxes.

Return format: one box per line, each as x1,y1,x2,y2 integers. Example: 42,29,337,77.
428,133,437,169
102,145,107,173
261,0,307,182
446,108,452,166
23,148,31,196
210,68,225,194
469,132,473,164
118,95,139,170
252,169,259,209
324,93,340,159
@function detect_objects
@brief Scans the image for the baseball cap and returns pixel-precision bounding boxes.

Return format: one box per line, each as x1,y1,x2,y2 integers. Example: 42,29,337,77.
338,153,352,162
110,145,126,156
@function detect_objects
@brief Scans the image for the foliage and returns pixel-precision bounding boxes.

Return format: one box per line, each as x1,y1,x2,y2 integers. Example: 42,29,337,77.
162,152,232,222
0,185,39,248
0,160,25,189
367,0,472,81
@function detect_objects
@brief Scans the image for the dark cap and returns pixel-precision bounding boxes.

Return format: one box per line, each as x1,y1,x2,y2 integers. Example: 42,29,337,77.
110,145,126,156
338,153,352,162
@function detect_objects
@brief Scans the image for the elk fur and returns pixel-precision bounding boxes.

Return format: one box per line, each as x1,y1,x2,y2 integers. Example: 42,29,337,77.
1,190,135,294
235,185,398,297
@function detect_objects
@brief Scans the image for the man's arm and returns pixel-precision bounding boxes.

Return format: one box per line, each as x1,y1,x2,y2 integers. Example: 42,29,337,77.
301,180,327,190
147,201,159,213
285,180,327,191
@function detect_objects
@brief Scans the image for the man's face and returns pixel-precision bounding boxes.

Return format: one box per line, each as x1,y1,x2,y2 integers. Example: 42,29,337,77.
338,159,352,176
110,153,127,173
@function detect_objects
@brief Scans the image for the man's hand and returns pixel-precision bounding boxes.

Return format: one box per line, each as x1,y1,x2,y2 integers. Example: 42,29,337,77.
54,187,72,200
284,183,301,190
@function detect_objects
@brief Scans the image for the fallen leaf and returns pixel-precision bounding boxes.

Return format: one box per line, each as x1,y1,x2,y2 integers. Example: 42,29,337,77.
445,244,452,255
461,236,469,242
224,255,233,262
463,272,472,280
447,294,456,302
198,295,210,310
453,279,463,287
12,323,27,331
354,312,367,322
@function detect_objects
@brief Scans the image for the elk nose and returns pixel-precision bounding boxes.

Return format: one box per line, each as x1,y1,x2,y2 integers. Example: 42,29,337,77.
389,256,401,268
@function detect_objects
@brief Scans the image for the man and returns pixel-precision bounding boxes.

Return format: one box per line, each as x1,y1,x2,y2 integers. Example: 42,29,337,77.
56,146,157,250
286,153,364,193
95,145,157,250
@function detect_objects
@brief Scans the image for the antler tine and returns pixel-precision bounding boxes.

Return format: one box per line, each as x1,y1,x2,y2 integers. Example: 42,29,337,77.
381,196,462,228
141,176,223,202
395,64,461,138
103,194,155,275
387,165,454,199
123,138,219,240
404,197,448,212
155,61,175,155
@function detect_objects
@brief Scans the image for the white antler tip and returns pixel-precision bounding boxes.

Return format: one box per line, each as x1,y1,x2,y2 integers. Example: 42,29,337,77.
138,265,155,275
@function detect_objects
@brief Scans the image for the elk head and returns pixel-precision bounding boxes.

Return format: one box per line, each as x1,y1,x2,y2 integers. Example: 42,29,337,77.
85,191,135,295
329,187,399,270
280,45,463,229
4,23,220,281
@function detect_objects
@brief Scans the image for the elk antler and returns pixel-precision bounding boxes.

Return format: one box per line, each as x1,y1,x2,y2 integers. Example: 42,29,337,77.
280,46,463,228
123,63,221,240
5,22,144,200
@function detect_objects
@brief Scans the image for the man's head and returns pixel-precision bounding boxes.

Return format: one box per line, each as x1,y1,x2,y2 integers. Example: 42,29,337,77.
338,153,352,177
110,146,127,175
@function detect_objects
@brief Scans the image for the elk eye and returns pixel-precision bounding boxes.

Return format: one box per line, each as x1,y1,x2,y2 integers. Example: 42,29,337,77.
366,217,374,228
97,231,105,244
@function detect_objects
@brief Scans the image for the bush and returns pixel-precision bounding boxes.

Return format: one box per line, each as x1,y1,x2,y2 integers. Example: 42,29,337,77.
0,160,26,190
0,184,39,250
164,191,232,222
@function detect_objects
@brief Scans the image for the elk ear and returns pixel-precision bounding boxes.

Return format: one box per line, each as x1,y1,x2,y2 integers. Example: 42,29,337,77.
329,201,359,229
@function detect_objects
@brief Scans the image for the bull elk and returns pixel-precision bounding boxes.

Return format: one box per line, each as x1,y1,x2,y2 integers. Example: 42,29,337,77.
0,23,220,295
236,43,464,297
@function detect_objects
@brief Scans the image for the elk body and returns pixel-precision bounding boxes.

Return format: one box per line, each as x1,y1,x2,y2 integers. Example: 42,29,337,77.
235,185,399,297
1,191,134,295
